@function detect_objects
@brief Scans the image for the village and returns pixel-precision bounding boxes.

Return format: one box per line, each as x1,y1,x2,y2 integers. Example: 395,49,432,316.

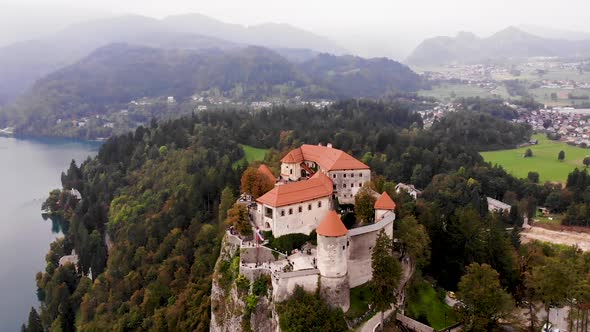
514,107,590,146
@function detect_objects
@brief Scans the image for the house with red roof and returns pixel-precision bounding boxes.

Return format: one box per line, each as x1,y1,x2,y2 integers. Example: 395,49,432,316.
280,143,371,204
255,172,333,237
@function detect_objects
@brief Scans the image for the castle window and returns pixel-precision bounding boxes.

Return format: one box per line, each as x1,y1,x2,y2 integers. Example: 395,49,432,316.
289,208,293,215
318,201,322,208
359,183,362,187
342,246,345,250
343,174,347,178
298,206,302,213
290,169,293,174
333,174,337,178
343,184,347,188
351,173,354,177
308,204,312,210
280,210,285,217
351,183,354,188
359,173,363,177
265,207,273,218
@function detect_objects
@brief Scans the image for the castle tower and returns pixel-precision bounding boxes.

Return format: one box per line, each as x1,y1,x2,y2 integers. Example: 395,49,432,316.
374,191,396,222
316,211,350,311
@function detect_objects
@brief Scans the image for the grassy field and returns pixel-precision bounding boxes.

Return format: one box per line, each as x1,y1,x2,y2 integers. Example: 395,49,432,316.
418,83,501,101
406,279,456,330
480,134,590,182
232,144,269,168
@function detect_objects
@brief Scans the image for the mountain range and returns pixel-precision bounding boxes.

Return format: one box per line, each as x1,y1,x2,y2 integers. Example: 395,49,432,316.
406,26,590,66
0,43,420,137
0,14,345,106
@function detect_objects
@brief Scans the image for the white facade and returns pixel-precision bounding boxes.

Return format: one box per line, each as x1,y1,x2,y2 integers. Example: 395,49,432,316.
329,169,371,204
256,196,331,237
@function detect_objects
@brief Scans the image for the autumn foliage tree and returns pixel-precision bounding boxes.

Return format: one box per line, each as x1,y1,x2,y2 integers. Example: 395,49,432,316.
241,167,274,198
226,203,251,236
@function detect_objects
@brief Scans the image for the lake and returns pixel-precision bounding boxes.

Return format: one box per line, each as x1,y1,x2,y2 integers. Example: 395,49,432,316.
0,137,99,331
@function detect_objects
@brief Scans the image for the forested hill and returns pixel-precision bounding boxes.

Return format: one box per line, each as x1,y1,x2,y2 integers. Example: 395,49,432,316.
27,100,535,330
0,44,421,138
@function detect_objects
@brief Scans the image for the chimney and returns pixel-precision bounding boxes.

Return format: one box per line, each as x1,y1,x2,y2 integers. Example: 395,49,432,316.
327,143,333,148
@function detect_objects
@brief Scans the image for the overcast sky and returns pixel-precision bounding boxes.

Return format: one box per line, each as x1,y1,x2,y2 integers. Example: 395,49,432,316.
2,0,590,59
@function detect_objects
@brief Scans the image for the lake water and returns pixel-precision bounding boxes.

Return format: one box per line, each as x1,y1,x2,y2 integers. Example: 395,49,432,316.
0,137,99,331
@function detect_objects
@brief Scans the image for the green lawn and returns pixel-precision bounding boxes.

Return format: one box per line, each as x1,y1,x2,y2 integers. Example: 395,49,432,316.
346,283,372,320
405,279,456,330
534,213,564,225
480,134,590,183
232,144,269,169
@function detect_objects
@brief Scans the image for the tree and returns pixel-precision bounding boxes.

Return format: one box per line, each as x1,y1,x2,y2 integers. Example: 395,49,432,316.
396,216,431,268
226,203,251,236
240,167,274,198
218,186,235,226
371,230,402,330
25,307,43,332
455,263,514,331
524,148,533,158
527,257,576,329
527,172,539,183
558,150,565,161
355,183,377,224
584,157,590,167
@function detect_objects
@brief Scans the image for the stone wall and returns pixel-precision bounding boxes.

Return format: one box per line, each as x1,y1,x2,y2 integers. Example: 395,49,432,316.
272,269,320,302
240,246,279,264
347,214,394,288
320,276,350,312
397,313,435,332
317,234,348,278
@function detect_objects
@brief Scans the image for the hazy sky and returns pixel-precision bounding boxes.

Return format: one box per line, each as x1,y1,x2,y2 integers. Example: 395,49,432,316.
2,0,590,59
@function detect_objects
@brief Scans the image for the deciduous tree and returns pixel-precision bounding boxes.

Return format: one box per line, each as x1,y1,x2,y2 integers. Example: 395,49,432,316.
455,263,514,331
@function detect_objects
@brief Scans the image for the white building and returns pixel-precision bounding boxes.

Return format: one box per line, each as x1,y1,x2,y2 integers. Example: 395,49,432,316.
255,172,333,237
280,144,371,204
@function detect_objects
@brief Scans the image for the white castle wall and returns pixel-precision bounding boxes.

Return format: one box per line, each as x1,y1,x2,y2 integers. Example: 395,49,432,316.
346,212,395,288
272,269,320,302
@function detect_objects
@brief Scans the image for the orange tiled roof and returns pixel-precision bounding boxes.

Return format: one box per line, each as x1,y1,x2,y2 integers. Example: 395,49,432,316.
258,164,276,183
374,192,396,210
280,144,369,171
316,210,348,237
256,172,333,207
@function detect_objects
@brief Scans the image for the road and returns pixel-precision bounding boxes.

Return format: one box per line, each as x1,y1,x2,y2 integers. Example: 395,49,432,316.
521,226,590,251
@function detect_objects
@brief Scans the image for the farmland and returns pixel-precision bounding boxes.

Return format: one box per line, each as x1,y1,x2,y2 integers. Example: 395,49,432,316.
480,134,590,182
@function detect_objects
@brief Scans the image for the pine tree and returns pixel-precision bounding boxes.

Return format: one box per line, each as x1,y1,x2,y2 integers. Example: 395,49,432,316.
26,307,43,332
370,230,401,330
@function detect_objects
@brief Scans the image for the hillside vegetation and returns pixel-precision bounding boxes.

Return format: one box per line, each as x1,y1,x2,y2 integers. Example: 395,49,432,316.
0,44,421,138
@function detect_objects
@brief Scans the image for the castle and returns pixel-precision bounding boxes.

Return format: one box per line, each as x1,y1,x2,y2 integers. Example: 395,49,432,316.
234,143,396,312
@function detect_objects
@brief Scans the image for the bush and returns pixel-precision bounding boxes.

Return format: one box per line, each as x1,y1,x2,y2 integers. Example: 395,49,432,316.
267,232,316,254
253,275,270,296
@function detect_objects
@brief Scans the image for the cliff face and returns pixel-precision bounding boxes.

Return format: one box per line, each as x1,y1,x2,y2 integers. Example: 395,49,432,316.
210,234,277,332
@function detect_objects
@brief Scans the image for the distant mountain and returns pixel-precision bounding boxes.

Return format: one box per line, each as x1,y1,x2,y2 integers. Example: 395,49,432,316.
1,44,420,137
518,25,590,41
406,26,590,65
0,15,237,106
0,13,345,106
161,14,346,55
